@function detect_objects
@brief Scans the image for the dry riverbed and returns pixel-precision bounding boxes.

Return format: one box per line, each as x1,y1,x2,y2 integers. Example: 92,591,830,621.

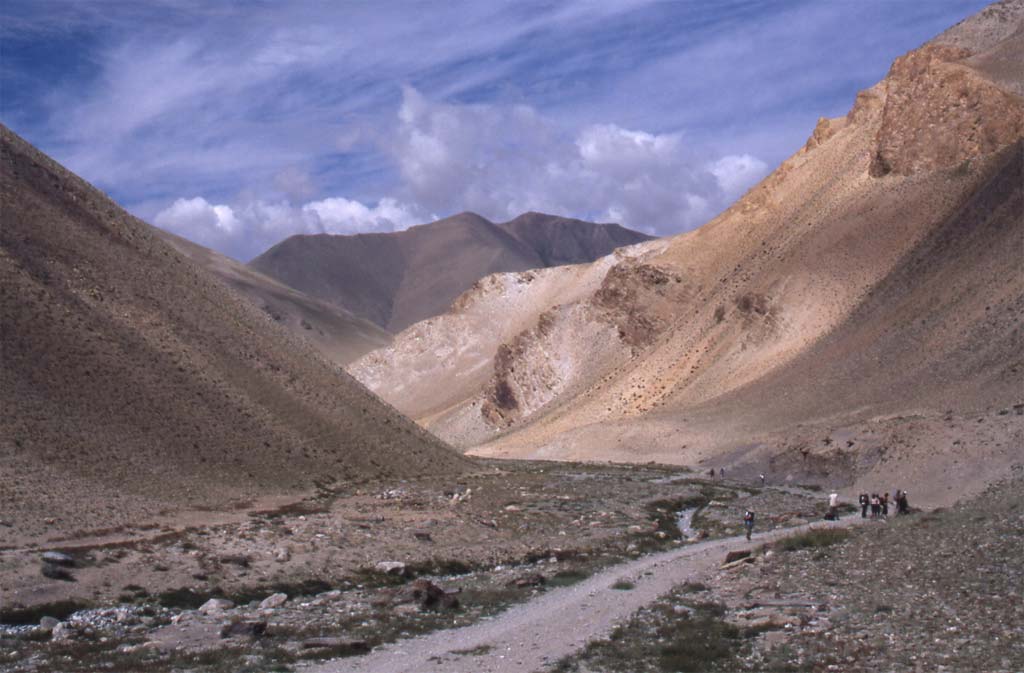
0,460,832,673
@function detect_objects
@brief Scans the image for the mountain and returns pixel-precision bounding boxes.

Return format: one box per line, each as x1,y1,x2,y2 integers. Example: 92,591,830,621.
351,1,1024,504
156,229,390,365
249,211,653,332
0,124,471,543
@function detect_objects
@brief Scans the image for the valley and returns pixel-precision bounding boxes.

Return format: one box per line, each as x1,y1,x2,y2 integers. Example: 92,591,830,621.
1,1,1022,672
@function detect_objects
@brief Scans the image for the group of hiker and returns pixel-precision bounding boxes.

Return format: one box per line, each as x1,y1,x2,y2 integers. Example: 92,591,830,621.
741,487,912,541
858,490,910,518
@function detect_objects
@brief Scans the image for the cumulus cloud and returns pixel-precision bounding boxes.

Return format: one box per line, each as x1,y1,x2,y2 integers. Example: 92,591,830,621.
155,89,770,260
389,87,768,234
154,195,425,261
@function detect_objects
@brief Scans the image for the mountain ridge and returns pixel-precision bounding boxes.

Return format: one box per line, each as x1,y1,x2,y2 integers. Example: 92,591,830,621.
249,211,653,332
350,1,1024,504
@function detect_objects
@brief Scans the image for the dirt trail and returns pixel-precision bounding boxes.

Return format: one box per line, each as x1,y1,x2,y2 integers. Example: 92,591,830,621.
306,517,867,673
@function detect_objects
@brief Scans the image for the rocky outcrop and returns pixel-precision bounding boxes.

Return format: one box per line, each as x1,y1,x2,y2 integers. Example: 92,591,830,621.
869,43,1024,177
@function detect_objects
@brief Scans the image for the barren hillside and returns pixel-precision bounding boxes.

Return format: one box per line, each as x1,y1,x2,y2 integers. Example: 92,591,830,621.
250,212,652,332
352,1,1024,504
0,124,472,544
156,229,390,365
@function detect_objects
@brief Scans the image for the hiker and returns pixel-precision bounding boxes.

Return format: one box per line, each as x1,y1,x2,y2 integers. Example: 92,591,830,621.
882,492,890,519
760,473,766,486
899,491,909,514
859,493,869,518
870,493,880,519
708,468,716,479
894,489,902,515
827,492,839,520
719,468,725,479
743,510,755,540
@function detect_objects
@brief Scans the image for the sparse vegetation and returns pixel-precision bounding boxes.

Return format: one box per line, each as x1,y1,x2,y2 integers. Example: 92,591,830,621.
775,528,850,552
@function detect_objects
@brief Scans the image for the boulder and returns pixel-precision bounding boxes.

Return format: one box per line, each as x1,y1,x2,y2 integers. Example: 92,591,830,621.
396,579,460,610
41,563,74,581
51,622,77,641
375,561,407,576
724,549,752,564
220,620,267,639
41,551,75,567
198,598,235,614
39,616,60,632
510,573,546,588
219,554,250,567
259,593,288,609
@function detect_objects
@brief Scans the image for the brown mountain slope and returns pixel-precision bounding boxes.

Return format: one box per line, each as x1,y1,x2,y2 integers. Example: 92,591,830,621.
0,124,471,544
351,2,1024,503
249,212,653,332
156,229,390,365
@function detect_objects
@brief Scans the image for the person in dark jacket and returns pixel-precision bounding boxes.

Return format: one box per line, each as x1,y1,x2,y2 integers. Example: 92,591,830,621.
743,510,755,540
859,493,869,518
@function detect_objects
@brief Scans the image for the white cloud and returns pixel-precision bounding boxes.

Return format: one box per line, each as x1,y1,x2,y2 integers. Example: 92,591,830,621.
709,154,769,202
154,195,425,261
153,89,770,259
388,87,767,234
302,196,423,234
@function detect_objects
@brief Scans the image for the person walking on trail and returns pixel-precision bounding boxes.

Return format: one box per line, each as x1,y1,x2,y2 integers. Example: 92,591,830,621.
827,492,839,520
760,473,766,486
719,468,725,479
882,492,890,519
743,510,755,540
859,493,869,518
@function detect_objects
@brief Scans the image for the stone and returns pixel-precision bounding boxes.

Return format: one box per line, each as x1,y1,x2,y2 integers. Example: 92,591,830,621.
198,598,235,614
220,620,267,639
375,561,407,576
396,579,460,610
412,530,433,542
724,549,752,564
41,551,75,567
219,554,250,567
722,556,757,570
41,563,74,581
39,616,60,631
274,548,291,563
51,623,76,641
510,573,547,588
259,593,288,609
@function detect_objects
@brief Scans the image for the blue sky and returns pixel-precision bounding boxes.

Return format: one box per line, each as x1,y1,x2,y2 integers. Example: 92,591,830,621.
1,0,990,260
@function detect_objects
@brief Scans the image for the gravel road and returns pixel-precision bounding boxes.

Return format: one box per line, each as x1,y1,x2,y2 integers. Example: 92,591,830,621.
306,517,864,673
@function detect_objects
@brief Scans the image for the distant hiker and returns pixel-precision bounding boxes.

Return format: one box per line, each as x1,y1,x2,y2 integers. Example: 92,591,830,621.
719,468,725,479
760,473,766,486
898,491,910,514
893,490,902,515
882,493,890,519
827,492,839,520
859,493,869,518
708,468,716,479
743,510,755,540
870,494,880,519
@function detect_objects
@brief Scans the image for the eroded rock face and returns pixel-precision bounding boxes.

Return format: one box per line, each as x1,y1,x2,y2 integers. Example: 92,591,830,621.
592,262,687,349
869,43,1024,177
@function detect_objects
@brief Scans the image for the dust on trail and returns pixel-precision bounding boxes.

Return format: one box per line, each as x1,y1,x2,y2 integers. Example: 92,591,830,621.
305,517,865,673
